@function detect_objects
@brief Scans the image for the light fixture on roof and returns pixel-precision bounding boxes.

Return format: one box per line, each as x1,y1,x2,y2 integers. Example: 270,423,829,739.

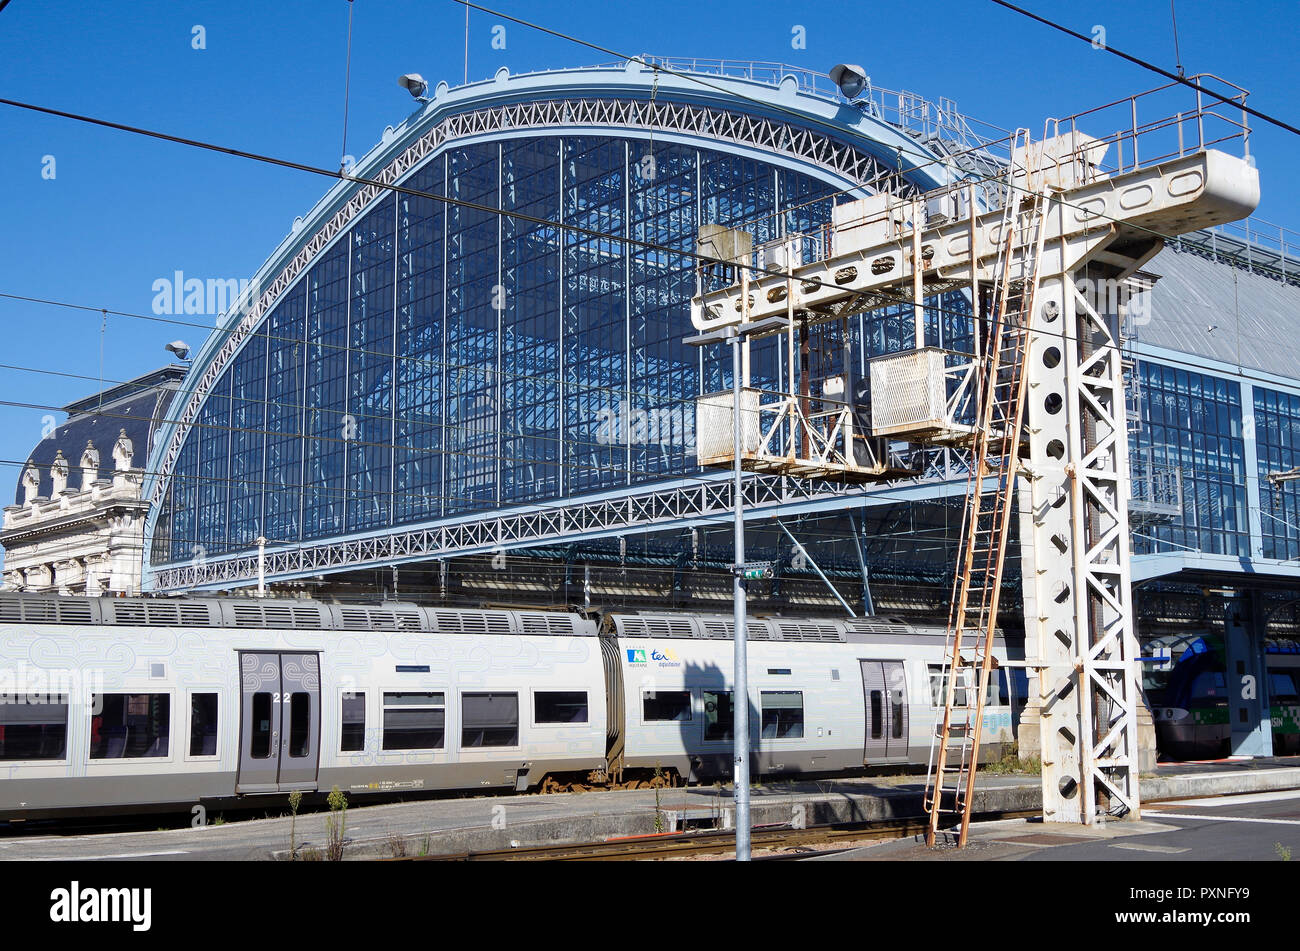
165,340,190,361
398,73,430,101
829,63,869,100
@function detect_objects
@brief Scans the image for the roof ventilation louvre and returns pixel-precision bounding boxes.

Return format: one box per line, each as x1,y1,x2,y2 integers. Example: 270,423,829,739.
111,601,149,625
179,603,214,626
394,610,424,632
520,613,577,636
0,594,96,625
338,607,373,631
61,600,95,624
702,619,733,639
614,615,699,638
231,602,325,630
775,620,844,643
846,617,913,636
620,618,650,637
432,610,465,634
431,610,516,636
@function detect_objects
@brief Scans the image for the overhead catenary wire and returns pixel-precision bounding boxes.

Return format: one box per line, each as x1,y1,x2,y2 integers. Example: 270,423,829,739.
989,0,1300,138
0,27,1274,396
0,518,960,594
0,223,1285,456
339,0,356,174
448,0,1280,243
0,13,1282,576
0,36,1262,604
0,40,1254,313
1169,0,1186,79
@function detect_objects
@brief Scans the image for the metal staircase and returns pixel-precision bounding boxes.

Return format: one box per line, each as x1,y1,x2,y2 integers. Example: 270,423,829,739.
924,151,1048,848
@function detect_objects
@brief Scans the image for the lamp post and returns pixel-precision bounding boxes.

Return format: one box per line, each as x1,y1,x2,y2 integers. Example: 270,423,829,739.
728,324,751,861
685,313,784,861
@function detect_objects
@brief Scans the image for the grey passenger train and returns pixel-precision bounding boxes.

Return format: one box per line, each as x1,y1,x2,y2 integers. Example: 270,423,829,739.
0,593,1025,819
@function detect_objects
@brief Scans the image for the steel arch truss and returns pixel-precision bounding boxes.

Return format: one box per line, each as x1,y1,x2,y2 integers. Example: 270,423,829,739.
148,96,920,515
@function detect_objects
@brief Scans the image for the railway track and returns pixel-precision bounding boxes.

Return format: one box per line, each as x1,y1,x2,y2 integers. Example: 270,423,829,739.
404,809,1040,861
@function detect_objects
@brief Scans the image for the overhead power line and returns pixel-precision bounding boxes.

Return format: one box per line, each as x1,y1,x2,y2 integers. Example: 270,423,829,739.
989,0,1300,138
0,6,1279,540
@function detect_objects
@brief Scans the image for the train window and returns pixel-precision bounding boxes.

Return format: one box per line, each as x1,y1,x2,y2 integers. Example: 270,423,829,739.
761,691,804,739
288,693,310,758
90,694,170,759
341,692,366,752
643,691,692,722
928,665,969,707
1269,672,1300,701
982,670,1011,707
189,694,218,757
382,692,445,750
892,691,904,739
702,690,734,742
870,691,883,739
0,694,67,761
1190,671,1228,700
534,691,588,724
251,693,273,758
462,693,519,747
1011,669,1029,707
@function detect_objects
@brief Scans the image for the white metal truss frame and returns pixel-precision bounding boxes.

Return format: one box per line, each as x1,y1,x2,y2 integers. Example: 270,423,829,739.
148,467,969,591
146,95,921,517
1022,220,1147,822
729,388,908,479
687,125,1258,825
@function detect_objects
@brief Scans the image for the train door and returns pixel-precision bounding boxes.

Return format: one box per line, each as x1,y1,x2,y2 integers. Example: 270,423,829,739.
236,652,322,794
860,660,909,763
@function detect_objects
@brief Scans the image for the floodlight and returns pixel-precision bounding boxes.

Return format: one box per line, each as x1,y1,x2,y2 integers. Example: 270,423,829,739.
829,63,868,100
165,340,190,361
398,73,429,100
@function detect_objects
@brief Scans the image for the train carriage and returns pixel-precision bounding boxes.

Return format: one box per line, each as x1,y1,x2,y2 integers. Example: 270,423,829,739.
0,592,1025,820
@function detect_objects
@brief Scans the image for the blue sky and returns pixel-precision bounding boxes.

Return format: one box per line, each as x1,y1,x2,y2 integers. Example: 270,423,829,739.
0,0,1296,511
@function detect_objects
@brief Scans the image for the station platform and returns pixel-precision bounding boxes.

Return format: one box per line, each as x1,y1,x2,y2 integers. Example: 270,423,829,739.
3,758,1299,861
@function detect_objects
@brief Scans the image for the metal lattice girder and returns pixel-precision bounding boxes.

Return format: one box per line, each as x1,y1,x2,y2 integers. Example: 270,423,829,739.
691,150,1260,337
149,467,976,591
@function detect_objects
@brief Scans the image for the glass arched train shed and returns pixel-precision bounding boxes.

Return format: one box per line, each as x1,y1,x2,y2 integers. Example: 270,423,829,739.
143,59,981,592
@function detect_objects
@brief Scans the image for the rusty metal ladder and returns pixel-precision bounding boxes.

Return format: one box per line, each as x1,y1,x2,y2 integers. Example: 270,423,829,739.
924,159,1048,848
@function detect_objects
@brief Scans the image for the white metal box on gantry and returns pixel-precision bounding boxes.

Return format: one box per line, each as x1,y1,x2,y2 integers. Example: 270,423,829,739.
695,388,762,468
868,347,953,439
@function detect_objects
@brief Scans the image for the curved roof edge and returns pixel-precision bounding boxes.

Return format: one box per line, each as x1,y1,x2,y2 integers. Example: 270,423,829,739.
141,61,956,519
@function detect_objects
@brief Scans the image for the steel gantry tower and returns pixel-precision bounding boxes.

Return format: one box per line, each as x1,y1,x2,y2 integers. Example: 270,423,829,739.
688,78,1259,835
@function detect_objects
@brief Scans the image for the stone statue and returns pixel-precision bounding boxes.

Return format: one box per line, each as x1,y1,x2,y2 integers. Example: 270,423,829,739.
112,428,134,471
50,450,68,496
21,465,40,504
80,440,100,486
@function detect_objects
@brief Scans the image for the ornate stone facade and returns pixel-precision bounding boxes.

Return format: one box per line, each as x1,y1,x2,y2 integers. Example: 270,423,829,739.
1,366,185,595
2,430,147,595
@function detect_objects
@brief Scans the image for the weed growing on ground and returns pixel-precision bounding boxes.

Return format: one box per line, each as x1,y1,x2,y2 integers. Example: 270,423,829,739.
325,786,348,861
